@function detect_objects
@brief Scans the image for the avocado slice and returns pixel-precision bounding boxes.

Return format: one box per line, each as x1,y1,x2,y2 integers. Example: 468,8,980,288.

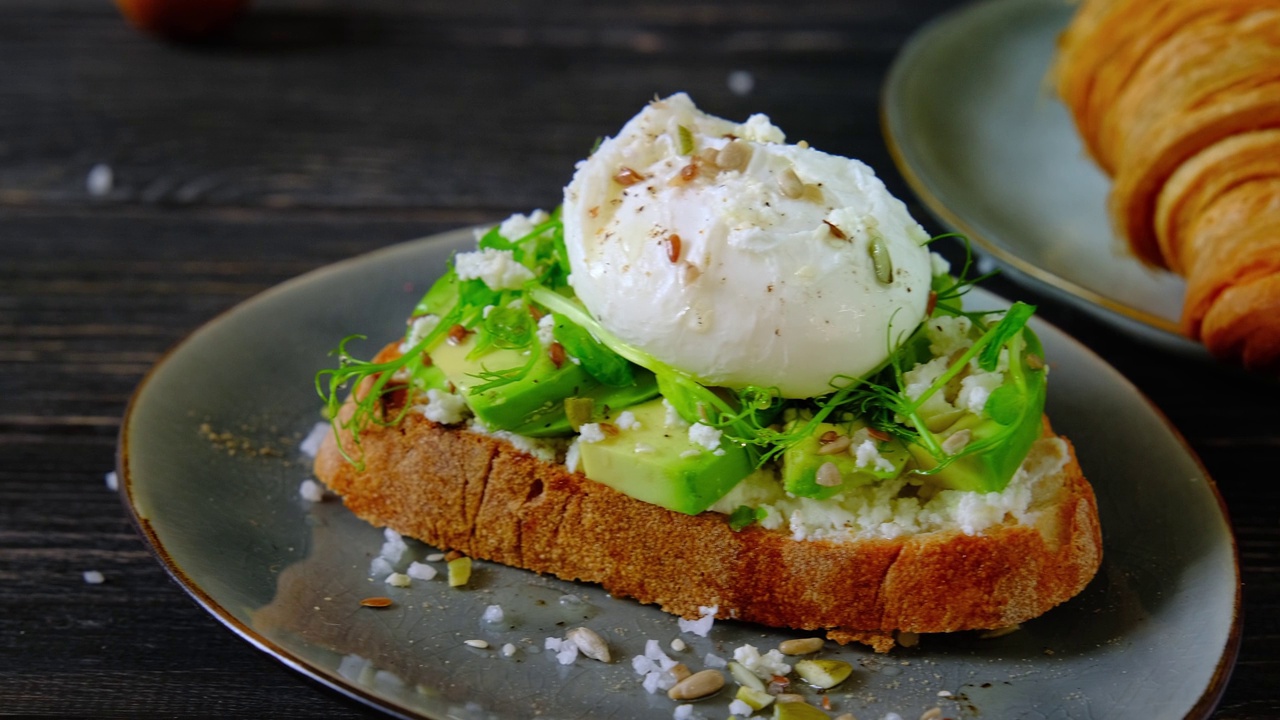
576,398,753,515
780,419,909,500
906,331,1048,492
429,333,656,437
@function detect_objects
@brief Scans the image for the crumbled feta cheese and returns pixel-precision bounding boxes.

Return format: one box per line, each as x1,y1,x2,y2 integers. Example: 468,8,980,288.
536,312,557,346
420,389,469,425
930,251,951,277
482,304,495,319
498,209,550,242
958,370,1005,416
853,439,895,473
578,423,607,444
299,421,330,458
673,705,694,720
732,644,791,679
670,638,687,652
728,699,753,716
616,410,640,431
678,605,718,637
104,470,118,492
739,113,785,143
299,479,325,503
688,423,721,452
454,248,536,291
635,442,655,454
664,399,690,428
82,570,105,585
402,314,441,351
385,572,411,588
482,604,505,623
712,437,1069,541
923,314,973,358
407,561,437,581
565,439,582,473
704,653,728,668
483,427,563,462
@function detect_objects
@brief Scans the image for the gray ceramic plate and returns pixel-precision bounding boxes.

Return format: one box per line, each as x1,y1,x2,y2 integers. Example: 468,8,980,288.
882,0,1207,357
121,229,1240,720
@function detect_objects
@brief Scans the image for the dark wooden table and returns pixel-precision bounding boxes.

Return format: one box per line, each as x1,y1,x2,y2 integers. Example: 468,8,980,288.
2,1,1275,717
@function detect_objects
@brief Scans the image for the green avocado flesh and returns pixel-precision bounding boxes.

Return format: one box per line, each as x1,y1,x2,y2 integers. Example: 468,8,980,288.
906,334,1047,492
781,420,910,500
576,398,754,515
429,335,657,437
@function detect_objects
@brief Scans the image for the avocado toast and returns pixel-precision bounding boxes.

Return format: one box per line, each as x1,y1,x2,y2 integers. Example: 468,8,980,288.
313,96,1101,650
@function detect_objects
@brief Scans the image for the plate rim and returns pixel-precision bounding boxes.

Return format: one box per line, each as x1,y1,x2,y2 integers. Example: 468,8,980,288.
118,228,1242,720
880,0,1193,343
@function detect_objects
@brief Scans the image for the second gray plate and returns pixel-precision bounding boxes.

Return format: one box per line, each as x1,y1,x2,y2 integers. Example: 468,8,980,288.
883,0,1206,357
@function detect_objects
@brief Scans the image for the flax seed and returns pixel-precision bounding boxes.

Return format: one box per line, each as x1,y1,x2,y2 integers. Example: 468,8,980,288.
666,234,682,263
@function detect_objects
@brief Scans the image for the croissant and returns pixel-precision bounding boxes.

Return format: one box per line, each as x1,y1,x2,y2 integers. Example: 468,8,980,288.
1056,0,1280,372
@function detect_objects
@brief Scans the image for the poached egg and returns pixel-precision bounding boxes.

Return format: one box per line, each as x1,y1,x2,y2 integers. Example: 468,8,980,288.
562,94,932,398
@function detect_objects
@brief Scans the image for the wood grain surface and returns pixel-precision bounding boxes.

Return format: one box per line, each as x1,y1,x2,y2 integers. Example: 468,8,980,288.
1,1,1275,718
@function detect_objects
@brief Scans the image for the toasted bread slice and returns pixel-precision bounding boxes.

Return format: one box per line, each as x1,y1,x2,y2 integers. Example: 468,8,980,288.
314,351,1103,652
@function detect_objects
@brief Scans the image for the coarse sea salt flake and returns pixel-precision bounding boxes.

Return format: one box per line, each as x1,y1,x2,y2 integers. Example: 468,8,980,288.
299,421,330,458
385,572,411,588
104,471,118,492
482,604,505,623
299,479,324,503
82,570,105,585
406,561,437,581
556,644,579,665
87,163,113,197
380,528,408,563
678,604,718,637
369,556,394,578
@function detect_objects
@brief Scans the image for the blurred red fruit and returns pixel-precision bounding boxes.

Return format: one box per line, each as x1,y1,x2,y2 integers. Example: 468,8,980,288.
114,0,251,40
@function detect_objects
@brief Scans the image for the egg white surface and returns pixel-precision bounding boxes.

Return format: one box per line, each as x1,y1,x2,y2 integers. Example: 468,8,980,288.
562,94,932,398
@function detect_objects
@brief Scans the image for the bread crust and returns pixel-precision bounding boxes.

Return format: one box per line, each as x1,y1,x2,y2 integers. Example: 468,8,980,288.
315,375,1102,651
